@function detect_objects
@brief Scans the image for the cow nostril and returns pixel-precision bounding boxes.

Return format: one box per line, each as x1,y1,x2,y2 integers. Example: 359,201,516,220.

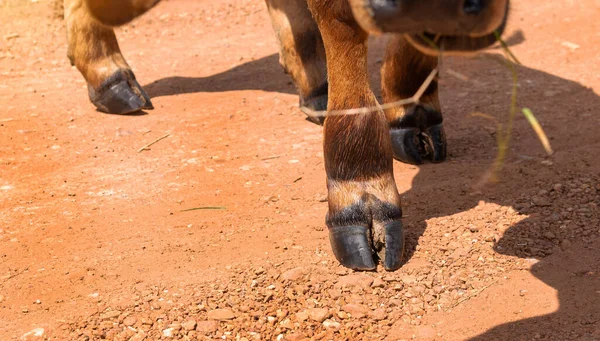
463,0,484,15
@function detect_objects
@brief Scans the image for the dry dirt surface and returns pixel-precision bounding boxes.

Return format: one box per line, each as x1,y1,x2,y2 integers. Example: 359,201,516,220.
1,0,600,340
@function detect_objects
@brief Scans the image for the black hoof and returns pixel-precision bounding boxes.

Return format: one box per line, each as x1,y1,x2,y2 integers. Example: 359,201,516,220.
381,221,405,271
389,105,447,164
390,128,424,165
423,124,447,163
329,225,376,271
89,71,153,115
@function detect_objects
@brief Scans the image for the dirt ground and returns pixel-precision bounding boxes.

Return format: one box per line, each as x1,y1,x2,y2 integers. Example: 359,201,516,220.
1,0,599,340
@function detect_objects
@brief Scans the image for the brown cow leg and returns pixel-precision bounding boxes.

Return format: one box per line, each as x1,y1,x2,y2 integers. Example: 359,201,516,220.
308,0,404,271
266,0,328,124
84,0,160,26
381,35,447,164
64,0,152,114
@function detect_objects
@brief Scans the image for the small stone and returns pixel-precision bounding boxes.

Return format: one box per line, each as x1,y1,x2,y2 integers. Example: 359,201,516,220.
469,225,479,233
519,290,528,297
196,320,219,334
341,304,367,318
561,239,572,250
207,309,235,320
285,333,306,341
296,310,309,322
0,295,4,303
532,196,551,207
544,231,556,240
123,316,137,326
371,277,385,288
282,267,305,281
307,308,330,322
322,319,341,329
401,276,416,285
182,320,197,331
335,274,374,290
369,308,387,321
100,310,121,320
21,328,45,339
162,328,174,338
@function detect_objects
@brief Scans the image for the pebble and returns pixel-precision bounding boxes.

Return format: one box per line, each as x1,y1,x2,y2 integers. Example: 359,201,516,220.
335,274,374,289
369,308,387,321
100,310,121,321
196,320,219,334
322,319,341,329
307,308,330,322
207,309,235,320
162,328,174,338
282,267,305,281
341,304,367,318
123,316,137,326
371,277,385,288
182,320,197,331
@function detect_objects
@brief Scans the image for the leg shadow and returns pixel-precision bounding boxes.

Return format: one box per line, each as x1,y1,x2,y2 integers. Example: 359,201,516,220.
143,54,296,99
400,53,600,339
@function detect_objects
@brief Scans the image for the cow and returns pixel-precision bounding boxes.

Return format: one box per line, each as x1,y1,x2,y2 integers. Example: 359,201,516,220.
64,0,509,271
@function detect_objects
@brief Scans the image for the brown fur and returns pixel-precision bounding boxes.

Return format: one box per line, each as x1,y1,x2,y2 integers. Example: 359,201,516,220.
266,0,327,101
64,0,131,89
381,35,442,126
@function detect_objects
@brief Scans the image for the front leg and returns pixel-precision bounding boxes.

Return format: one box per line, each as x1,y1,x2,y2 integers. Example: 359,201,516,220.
64,0,153,114
381,35,447,164
308,0,404,271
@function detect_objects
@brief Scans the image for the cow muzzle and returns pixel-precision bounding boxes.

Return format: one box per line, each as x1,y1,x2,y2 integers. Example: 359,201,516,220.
350,0,510,55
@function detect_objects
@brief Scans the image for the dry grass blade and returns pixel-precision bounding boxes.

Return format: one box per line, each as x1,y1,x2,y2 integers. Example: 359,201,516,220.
180,206,227,212
138,133,171,152
303,68,438,119
452,280,499,308
522,108,554,155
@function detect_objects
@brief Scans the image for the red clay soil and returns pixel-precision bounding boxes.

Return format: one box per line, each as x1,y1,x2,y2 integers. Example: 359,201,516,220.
1,0,599,340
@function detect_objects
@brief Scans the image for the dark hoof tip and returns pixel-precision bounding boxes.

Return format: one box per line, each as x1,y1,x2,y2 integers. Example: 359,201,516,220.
91,80,144,115
329,226,376,271
89,71,153,115
382,221,405,271
424,124,447,163
390,128,423,165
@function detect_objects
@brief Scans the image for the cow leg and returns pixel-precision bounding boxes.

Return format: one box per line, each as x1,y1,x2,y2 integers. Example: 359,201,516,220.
64,0,153,114
265,0,328,124
308,0,404,271
382,35,447,164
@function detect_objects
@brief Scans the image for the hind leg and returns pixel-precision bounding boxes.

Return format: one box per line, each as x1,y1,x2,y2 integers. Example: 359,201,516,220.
381,35,447,164
64,0,153,114
266,0,328,123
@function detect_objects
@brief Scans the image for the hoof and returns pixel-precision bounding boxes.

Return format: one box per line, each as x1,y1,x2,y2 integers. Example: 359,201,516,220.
89,71,153,114
328,199,405,271
390,105,447,164
423,124,447,163
380,221,405,271
329,225,377,271
390,127,424,165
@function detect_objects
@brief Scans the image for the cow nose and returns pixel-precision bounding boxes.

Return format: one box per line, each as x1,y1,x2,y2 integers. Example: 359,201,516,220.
463,0,485,15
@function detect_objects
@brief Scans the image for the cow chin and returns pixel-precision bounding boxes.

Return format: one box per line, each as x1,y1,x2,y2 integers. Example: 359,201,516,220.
402,26,503,57
349,0,509,55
